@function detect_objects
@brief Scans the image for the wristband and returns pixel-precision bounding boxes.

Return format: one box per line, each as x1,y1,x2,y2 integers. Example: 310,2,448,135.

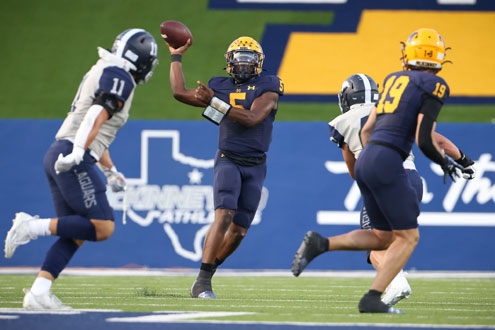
210,96,231,115
171,54,182,62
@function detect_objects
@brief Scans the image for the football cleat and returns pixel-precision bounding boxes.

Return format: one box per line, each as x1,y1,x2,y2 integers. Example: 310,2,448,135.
292,231,329,277
382,270,412,306
401,28,448,70
4,212,38,259
225,36,264,84
23,288,72,310
338,74,379,113
359,291,404,314
190,279,217,299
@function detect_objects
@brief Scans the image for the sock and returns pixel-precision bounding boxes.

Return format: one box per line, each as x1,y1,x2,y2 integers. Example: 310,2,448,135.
200,263,214,272
368,289,383,297
57,215,97,241
28,219,51,237
31,277,52,296
214,258,224,267
41,238,79,279
197,266,213,281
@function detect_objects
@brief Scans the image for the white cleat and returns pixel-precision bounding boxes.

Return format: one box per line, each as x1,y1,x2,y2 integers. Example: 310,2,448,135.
382,270,412,306
23,288,72,310
4,212,38,259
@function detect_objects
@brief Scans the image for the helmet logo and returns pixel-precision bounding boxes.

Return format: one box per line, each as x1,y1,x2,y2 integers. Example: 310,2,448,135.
125,50,138,62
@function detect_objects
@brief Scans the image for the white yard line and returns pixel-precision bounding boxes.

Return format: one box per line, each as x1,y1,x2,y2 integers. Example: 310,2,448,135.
1,267,494,278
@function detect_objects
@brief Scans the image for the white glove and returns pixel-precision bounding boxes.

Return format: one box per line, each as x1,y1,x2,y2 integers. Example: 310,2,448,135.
461,165,476,180
54,147,85,174
103,166,127,192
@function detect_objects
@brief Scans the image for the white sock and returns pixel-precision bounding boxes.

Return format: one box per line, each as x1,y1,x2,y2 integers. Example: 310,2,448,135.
28,219,51,236
31,277,52,296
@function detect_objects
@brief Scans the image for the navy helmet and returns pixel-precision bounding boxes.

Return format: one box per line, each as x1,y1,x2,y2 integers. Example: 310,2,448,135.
112,29,158,84
338,74,379,113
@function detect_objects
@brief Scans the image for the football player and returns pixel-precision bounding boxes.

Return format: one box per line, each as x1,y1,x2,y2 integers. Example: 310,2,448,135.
164,36,284,298
292,73,475,307
293,28,476,314
4,29,158,309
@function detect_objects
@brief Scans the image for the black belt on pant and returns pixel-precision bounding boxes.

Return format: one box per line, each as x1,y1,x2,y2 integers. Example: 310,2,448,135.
220,149,266,166
368,141,408,161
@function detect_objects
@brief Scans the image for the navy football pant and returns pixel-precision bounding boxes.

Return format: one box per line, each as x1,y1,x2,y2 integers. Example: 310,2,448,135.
355,144,420,231
360,169,423,230
41,140,114,278
43,140,114,221
213,150,266,229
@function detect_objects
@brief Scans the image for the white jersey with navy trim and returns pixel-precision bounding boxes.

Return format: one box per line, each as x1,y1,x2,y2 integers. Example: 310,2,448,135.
329,103,415,170
56,48,136,160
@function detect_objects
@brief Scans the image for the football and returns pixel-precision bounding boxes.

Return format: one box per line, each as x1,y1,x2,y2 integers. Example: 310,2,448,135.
160,21,193,49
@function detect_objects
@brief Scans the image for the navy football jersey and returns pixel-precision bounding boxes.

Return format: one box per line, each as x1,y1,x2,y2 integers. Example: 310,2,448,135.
370,70,450,155
208,75,284,157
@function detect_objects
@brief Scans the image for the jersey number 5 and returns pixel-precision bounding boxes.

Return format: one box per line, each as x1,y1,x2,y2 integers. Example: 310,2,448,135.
376,75,410,114
230,92,246,109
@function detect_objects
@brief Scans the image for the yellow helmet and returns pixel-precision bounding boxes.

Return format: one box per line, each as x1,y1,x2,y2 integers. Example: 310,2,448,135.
225,36,265,83
401,28,447,70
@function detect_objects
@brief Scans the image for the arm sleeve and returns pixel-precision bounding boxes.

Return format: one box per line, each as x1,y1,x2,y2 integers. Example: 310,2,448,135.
73,104,104,150
417,95,446,166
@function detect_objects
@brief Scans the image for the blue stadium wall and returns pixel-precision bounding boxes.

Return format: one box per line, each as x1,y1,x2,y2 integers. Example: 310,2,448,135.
1,120,494,271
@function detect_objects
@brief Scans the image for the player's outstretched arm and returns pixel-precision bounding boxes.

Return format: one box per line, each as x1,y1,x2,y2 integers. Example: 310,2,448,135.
54,106,109,174
433,132,476,179
166,39,207,107
416,111,462,183
227,91,279,127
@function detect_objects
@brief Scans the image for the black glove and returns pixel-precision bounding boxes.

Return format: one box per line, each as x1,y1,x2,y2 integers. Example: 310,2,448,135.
441,157,463,184
455,150,475,180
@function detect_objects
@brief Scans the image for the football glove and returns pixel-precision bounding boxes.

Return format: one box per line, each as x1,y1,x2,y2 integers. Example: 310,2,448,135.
54,147,85,174
441,157,463,184
455,150,475,180
103,166,127,192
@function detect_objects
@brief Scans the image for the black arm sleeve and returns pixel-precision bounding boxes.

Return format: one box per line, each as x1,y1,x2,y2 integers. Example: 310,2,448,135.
417,95,447,166
93,91,123,119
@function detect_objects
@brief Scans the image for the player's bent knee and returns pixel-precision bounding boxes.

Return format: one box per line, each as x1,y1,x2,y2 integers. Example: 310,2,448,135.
91,220,115,241
394,228,420,247
231,224,248,242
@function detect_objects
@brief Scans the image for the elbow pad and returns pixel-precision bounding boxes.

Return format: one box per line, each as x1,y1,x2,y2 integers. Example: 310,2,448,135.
94,91,123,119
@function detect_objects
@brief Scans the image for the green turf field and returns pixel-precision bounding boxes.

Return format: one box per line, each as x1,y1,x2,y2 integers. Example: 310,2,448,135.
0,0,493,122
1,274,494,326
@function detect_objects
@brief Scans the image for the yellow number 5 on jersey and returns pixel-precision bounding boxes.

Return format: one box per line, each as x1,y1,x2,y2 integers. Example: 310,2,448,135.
230,92,246,109
376,75,410,114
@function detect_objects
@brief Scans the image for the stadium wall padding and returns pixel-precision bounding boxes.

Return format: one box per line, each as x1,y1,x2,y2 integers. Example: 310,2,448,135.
1,119,494,271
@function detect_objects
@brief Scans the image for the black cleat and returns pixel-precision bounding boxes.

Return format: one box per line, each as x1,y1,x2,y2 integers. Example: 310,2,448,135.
190,278,217,299
292,231,329,277
358,292,404,314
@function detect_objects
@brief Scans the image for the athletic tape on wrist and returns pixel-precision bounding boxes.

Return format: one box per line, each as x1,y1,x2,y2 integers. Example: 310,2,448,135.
210,96,231,115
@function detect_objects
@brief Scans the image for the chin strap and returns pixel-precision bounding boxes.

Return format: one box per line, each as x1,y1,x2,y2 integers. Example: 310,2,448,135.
97,47,137,72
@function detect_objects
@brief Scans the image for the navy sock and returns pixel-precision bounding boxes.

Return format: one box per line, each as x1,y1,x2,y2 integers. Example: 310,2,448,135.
200,263,214,272
368,289,383,296
57,215,97,241
214,258,224,267
41,238,79,279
